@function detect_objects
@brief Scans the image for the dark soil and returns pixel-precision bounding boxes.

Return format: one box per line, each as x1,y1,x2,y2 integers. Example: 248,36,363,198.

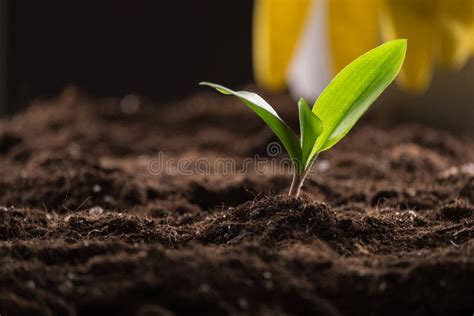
0,87,473,315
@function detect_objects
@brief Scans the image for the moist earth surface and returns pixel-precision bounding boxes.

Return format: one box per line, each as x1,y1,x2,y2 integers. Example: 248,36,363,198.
0,87,473,315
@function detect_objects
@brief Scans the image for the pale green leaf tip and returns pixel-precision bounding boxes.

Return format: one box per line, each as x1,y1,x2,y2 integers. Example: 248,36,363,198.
387,39,407,53
297,98,307,107
389,39,407,66
199,81,232,95
387,38,407,45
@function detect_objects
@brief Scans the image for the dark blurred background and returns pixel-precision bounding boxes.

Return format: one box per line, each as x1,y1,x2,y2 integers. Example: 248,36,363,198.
0,0,254,116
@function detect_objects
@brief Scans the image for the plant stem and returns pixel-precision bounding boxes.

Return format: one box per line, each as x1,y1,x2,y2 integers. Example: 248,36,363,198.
288,158,318,197
288,170,303,197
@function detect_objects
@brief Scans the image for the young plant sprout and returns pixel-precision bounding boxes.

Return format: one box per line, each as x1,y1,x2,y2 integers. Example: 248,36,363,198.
201,39,407,197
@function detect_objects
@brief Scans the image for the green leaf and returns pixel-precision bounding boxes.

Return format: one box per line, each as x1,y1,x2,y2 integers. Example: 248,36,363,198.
312,39,407,154
298,98,323,170
199,82,302,162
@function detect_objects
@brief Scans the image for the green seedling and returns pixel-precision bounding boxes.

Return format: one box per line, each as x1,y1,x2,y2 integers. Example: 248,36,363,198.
201,39,407,197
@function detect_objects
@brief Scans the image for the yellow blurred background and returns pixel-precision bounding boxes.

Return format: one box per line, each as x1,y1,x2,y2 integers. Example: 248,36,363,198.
253,0,474,133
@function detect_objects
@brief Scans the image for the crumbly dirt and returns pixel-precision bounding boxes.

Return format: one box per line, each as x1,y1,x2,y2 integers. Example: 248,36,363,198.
0,87,473,315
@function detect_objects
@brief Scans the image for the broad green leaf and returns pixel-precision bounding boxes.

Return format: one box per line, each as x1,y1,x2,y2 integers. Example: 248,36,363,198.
298,98,323,170
312,39,407,154
199,82,302,162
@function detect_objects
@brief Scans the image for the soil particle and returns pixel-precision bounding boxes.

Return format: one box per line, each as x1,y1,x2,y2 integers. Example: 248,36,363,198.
388,143,448,173
460,177,474,203
0,207,48,240
437,201,473,221
197,196,339,248
0,132,22,154
0,153,149,212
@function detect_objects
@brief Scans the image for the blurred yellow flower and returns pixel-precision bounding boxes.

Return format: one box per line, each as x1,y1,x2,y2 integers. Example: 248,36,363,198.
253,0,474,94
